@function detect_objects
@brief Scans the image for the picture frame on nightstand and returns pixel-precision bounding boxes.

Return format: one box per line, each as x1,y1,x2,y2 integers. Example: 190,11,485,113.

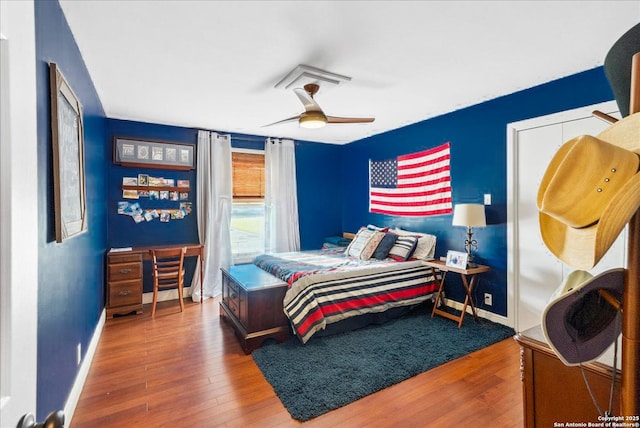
445,250,468,269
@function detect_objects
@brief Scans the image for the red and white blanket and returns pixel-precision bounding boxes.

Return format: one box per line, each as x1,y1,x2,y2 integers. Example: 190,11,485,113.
254,250,439,343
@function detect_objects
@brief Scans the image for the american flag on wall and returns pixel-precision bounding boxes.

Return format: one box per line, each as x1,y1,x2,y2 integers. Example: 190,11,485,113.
369,142,452,217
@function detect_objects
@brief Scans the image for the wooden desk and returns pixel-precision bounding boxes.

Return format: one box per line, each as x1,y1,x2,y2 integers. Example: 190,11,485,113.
137,244,204,302
422,259,490,327
106,243,204,318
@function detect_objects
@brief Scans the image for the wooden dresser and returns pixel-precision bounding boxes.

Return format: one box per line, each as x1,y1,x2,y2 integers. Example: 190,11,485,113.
220,264,290,354
106,251,143,318
514,326,621,427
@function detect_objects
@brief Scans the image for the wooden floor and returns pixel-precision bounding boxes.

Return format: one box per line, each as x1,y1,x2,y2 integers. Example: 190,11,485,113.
71,298,524,427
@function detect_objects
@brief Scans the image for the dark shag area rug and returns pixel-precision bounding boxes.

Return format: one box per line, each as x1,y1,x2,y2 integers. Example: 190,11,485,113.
252,303,515,422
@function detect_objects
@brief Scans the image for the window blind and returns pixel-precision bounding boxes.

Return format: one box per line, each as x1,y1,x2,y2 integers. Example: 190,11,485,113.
232,152,265,200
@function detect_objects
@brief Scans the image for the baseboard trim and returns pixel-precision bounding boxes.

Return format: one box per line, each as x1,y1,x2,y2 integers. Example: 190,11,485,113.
441,298,510,327
64,308,105,426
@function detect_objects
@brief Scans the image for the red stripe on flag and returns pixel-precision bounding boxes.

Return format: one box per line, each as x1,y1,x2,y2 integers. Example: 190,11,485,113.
397,154,451,171
398,166,450,181
397,177,451,189
370,186,452,199
397,143,450,161
371,196,452,208
370,207,453,216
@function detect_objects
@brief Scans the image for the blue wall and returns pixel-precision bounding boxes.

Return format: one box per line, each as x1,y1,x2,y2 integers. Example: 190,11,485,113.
107,120,200,249
295,141,344,249
106,119,343,289
342,67,615,317
35,0,108,419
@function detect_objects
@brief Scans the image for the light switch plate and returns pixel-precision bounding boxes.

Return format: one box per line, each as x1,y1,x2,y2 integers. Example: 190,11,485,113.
484,194,491,205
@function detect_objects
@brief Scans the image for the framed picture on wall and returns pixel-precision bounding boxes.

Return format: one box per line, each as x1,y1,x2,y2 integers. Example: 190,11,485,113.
113,136,195,170
49,62,88,243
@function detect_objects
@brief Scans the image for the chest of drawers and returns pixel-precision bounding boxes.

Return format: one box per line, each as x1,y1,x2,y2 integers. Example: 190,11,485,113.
106,252,143,318
514,326,620,426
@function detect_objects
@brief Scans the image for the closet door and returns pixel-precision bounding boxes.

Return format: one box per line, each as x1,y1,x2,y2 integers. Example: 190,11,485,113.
508,101,623,333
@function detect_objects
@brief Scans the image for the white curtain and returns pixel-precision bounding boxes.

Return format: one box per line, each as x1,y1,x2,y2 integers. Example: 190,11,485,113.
191,130,232,301
264,138,300,253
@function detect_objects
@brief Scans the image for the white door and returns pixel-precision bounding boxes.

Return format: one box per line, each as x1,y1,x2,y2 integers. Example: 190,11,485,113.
507,100,623,332
0,1,39,425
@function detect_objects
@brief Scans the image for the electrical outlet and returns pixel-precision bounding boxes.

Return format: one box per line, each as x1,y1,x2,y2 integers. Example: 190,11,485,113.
484,193,492,205
77,343,82,366
484,293,492,306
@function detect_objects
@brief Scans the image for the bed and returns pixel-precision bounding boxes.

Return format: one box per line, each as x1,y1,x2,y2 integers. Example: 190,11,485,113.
253,227,441,343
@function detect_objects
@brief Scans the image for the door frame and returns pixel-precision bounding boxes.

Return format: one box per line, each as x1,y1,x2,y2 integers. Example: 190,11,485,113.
506,100,619,331
0,0,39,425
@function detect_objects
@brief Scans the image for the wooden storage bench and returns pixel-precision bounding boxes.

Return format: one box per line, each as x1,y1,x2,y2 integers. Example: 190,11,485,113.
220,264,290,354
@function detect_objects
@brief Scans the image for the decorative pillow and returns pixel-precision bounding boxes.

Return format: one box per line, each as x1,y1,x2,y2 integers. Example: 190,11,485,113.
391,228,437,260
366,224,389,232
388,235,418,261
359,231,386,260
345,228,375,258
373,232,398,260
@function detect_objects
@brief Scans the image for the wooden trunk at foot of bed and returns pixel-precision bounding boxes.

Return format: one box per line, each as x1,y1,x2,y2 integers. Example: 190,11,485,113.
220,264,291,354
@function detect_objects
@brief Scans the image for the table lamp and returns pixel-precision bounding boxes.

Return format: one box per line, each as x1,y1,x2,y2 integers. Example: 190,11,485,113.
452,203,486,267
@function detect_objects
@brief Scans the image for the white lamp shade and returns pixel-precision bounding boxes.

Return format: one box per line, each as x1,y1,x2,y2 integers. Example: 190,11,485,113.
452,204,486,227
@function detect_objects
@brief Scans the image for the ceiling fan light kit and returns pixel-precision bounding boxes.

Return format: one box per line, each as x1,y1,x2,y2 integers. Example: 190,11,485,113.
299,111,327,129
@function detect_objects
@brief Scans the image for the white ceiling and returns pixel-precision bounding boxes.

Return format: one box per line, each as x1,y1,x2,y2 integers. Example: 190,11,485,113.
59,1,639,144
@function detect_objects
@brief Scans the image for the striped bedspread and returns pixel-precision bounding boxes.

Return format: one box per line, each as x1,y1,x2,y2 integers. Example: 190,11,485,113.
253,248,398,285
254,250,440,343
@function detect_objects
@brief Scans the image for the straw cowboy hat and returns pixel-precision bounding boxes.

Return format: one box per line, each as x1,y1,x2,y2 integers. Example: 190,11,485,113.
537,112,640,270
542,268,623,366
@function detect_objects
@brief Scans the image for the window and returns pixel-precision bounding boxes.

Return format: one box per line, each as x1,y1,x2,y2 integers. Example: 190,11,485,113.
230,149,265,263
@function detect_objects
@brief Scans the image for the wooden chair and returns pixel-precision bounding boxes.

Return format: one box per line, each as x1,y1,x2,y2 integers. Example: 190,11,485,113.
151,247,187,316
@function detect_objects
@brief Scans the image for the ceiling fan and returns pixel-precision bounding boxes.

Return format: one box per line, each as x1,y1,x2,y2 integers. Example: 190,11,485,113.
265,83,375,129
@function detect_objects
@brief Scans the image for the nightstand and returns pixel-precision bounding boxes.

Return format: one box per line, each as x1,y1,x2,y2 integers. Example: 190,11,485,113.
422,259,490,327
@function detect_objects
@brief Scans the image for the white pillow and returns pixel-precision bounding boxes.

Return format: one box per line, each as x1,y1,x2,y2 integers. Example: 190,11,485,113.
345,228,375,258
391,228,437,260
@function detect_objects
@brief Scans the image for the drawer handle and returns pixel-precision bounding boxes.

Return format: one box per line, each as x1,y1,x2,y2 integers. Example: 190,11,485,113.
119,290,131,296
119,268,132,274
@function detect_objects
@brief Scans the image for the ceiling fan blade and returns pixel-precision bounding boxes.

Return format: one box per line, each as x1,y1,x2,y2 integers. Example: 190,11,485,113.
326,116,375,124
293,88,323,113
262,114,301,127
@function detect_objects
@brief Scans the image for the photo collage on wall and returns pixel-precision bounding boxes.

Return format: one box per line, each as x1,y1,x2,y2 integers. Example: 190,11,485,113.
118,174,192,224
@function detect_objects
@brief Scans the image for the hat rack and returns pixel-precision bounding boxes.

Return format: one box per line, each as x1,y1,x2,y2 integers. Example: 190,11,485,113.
588,28,639,416
618,51,639,417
